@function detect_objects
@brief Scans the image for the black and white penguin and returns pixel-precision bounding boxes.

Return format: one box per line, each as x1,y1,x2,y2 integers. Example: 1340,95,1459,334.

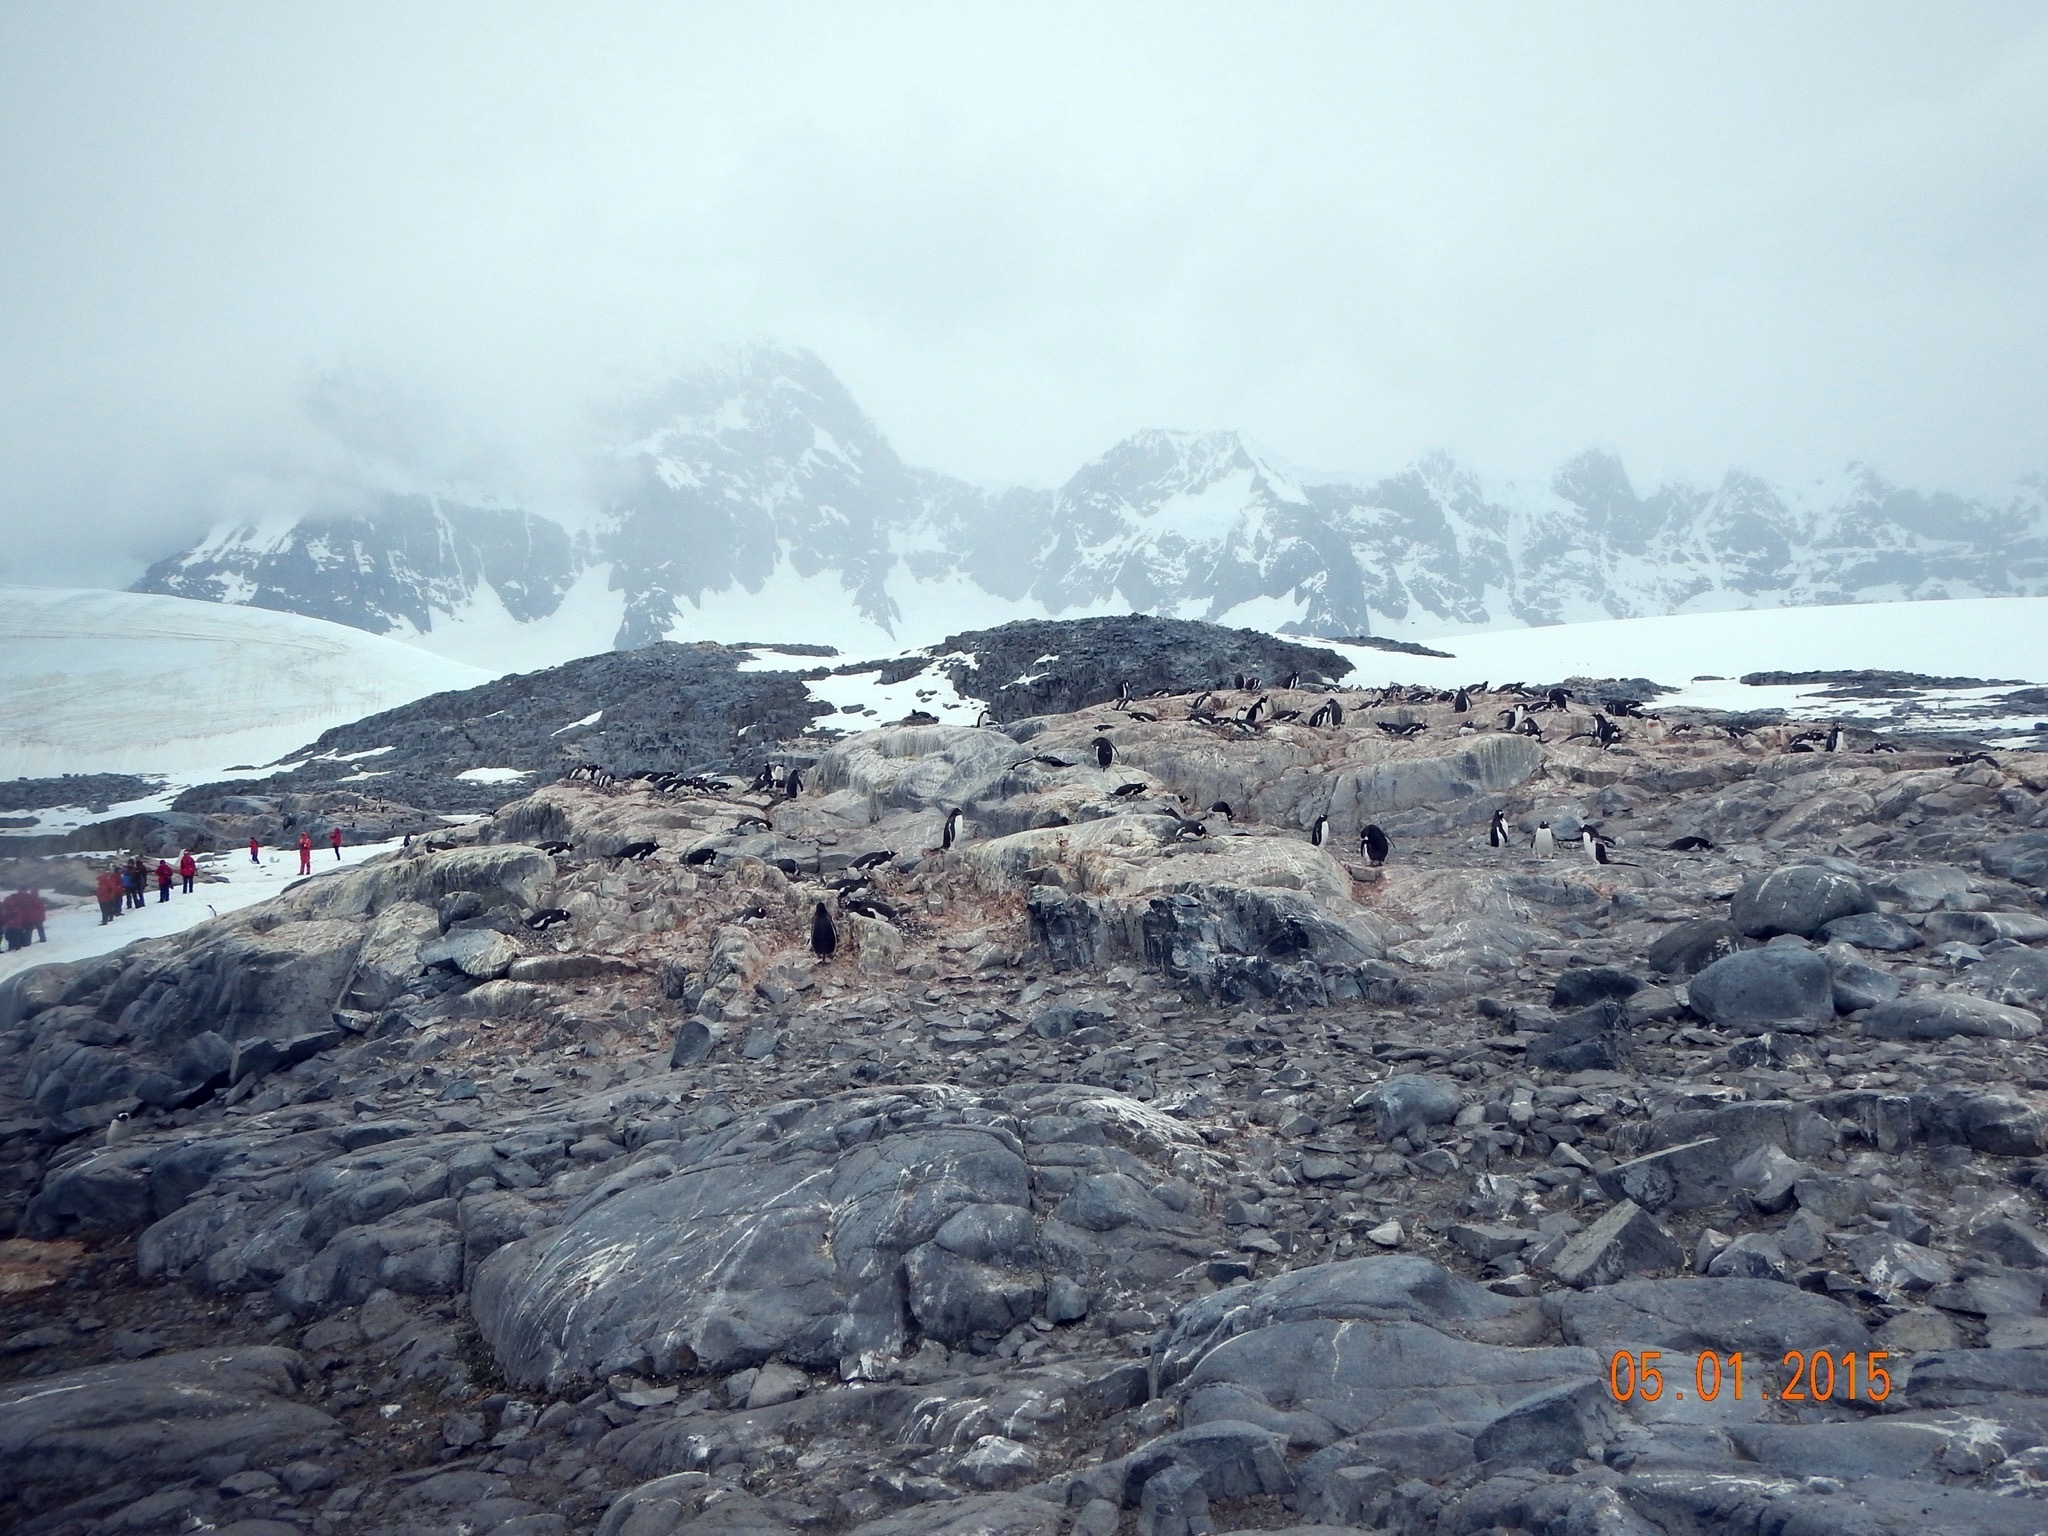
1502,705,1524,732
810,902,837,958
1666,834,1713,851
105,1110,134,1148
1593,714,1619,749
1284,672,1300,689
941,807,962,851
1582,828,1610,865
1532,822,1556,859
1310,814,1330,847
1118,680,1132,707
1488,809,1509,848
785,767,804,799
1826,723,1843,753
1546,686,1570,712
1234,673,1246,691
1207,800,1235,821
1093,736,1115,769
1361,824,1390,866
1454,688,1470,713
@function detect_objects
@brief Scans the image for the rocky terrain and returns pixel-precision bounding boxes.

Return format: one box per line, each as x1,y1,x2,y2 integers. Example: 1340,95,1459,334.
134,344,2048,660
7,667,2048,1536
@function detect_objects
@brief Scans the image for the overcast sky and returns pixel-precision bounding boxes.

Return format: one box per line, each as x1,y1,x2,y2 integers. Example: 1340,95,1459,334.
2,3,2044,585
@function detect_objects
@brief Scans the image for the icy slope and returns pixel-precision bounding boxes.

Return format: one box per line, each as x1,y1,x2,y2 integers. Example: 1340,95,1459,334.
0,587,489,780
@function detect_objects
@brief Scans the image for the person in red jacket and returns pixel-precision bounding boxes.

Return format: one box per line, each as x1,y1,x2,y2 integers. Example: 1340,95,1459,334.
0,891,26,951
155,859,174,902
178,850,197,895
298,831,313,875
18,888,46,943
96,868,122,924
329,826,343,860
249,835,261,865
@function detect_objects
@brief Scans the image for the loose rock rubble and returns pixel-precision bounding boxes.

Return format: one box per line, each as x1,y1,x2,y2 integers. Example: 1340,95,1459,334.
6,672,2048,1536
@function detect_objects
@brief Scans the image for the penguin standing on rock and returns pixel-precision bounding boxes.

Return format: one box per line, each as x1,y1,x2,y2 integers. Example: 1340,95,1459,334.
1310,814,1330,847
941,807,963,850
1454,688,1470,713
1582,827,1610,864
810,902,837,958
1488,809,1509,848
1533,822,1556,859
1361,824,1390,867
1826,723,1843,753
1092,736,1115,769
105,1110,135,1148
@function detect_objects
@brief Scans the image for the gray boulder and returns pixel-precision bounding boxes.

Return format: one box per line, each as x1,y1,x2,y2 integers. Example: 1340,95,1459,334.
1967,947,2048,1006
1862,993,2042,1041
1646,918,1737,977
1353,1074,1462,1141
418,927,520,980
1923,909,2048,946
1732,865,1876,939
1546,1200,1682,1289
1817,911,1923,951
1551,1277,1870,1356
1982,830,2048,887
1687,946,1834,1028
0,1347,337,1497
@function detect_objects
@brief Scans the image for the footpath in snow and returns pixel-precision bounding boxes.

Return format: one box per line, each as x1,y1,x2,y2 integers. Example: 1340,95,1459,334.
0,837,404,982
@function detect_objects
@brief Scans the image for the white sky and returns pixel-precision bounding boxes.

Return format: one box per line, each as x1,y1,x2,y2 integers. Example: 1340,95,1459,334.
1,3,2044,584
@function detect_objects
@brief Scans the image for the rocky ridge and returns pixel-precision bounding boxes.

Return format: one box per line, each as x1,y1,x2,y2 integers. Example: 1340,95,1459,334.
5,680,2048,1535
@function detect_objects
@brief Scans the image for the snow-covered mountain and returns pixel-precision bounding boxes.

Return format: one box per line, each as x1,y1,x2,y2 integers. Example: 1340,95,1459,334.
135,344,2048,667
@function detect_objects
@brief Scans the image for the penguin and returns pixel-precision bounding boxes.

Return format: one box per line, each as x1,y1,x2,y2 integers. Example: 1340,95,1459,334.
1582,828,1610,865
785,767,804,799
1503,705,1524,732
1454,688,1469,713
1593,714,1619,749
1826,723,1843,753
809,902,837,958
1284,672,1300,689
1532,822,1556,859
1117,680,1132,707
104,1110,134,1148
1171,817,1208,841
1092,736,1115,769
849,849,895,870
1244,696,1267,727
941,807,962,851
1207,800,1234,820
1111,782,1148,797
1546,686,1570,712
1361,824,1390,867
1310,814,1330,847
1666,834,1713,851
684,847,718,867
1234,673,1246,691
975,709,994,728
1488,809,1509,848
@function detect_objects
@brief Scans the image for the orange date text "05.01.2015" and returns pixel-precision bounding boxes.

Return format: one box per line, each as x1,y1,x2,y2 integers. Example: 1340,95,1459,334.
1607,1351,1892,1403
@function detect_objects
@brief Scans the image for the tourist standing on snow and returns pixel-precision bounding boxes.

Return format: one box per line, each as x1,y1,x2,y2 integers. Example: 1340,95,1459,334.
0,891,27,951
122,858,145,910
155,860,173,902
249,835,260,865
329,826,343,860
178,850,196,894
96,868,122,924
19,888,45,942
297,831,313,875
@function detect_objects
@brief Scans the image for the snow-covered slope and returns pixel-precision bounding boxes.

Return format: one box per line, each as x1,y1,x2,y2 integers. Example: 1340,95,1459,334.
135,345,2048,668
0,587,489,780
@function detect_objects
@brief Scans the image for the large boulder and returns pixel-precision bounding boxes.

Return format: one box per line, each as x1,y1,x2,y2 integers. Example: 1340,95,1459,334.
1817,912,1923,951
346,899,441,1007
0,1347,337,1499
1862,993,2042,1042
1982,831,2048,887
472,1087,1213,1390
1687,946,1835,1028
1646,919,1737,977
293,843,554,920
1731,865,1876,939
1967,948,2048,1007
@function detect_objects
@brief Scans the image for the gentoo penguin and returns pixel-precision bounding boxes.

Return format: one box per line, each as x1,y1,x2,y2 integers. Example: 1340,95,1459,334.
1593,714,1619,749
1234,673,1246,691
810,902,838,958
1207,800,1235,821
1503,705,1524,733
941,807,963,850
1454,688,1470,713
1547,686,1570,712
105,1110,134,1148
785,767,804,799
1244,696,1268,727
1310,814,1330,847
1092,736,1115,769
1361,824,1390,867
1666,834,1713,851
1117,680,1132,707
1488,809,1509,848
1532,822,1556,859
1284,672,1300,689
1582,828,1611,865
1826,723,1843,753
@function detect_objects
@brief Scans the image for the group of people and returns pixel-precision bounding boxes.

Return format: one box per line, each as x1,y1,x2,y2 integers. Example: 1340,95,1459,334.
94,850,199,924
256,826,345,875
1,888,48,951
